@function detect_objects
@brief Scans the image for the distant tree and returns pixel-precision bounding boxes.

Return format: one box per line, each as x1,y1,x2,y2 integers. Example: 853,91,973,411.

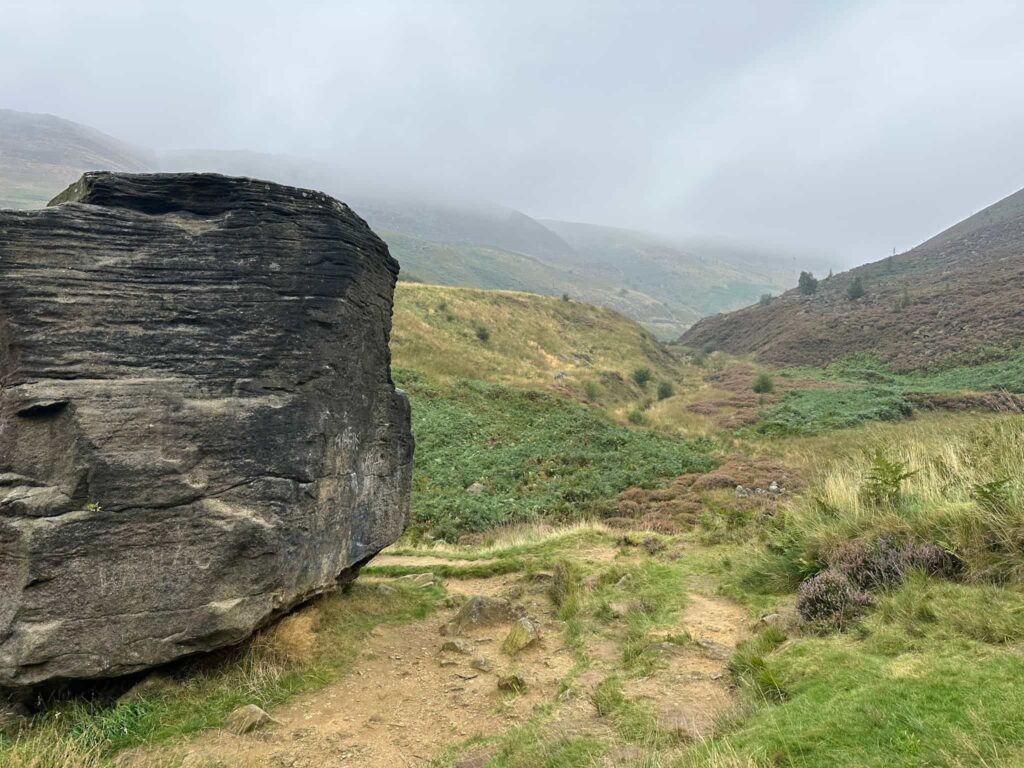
631,367,652,389
561,292,570,302
798,271,819,295
846,276,866,301
656,380,674,400
759,293,773,306
827,269,834,279
895,286,911,311
752,372,775,394
475,325,491,342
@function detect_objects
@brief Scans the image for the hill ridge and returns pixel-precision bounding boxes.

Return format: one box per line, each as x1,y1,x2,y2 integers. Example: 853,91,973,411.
681,183,1024,370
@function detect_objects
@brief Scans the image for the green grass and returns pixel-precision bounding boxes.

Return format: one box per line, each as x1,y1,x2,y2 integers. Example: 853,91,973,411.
742,417,1024,591
688,576,1024,768
752,387,914,437
398,369,716,540
790,350,1024,394
754,351,1024,436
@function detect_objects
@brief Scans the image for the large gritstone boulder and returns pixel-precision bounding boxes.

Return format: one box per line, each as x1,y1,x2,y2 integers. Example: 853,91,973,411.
0,172,413,688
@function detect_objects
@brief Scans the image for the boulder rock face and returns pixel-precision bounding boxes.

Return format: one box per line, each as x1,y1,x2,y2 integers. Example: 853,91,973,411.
0,172,413,688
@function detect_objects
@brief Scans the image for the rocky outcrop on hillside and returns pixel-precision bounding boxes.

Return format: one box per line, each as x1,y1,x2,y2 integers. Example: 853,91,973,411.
0,172,413,688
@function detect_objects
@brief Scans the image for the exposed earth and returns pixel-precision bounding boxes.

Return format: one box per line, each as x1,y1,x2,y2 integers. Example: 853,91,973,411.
130,544,749,767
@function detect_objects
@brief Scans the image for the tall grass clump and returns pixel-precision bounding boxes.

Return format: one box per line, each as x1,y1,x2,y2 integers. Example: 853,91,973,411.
752,418,1024,590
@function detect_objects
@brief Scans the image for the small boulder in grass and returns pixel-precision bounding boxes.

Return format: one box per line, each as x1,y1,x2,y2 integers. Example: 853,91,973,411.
225,704,279,735
501,617,540,655
442,596,520,636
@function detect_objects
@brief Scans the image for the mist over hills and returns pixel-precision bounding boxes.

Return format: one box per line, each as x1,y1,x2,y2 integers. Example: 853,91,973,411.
681,185,1024,370
1,108,820,337
0,108,151,208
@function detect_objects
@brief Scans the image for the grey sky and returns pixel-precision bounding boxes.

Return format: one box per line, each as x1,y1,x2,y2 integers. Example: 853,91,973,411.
2,0,1023,264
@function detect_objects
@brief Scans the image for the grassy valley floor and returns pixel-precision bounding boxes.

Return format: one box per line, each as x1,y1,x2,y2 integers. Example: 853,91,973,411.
4,286,1024,767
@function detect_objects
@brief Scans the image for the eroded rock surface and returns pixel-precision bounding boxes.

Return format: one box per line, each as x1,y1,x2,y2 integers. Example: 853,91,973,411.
0,172,413,688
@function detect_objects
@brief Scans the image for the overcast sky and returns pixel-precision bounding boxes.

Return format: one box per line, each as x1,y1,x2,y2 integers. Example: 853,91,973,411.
2,0,1023,264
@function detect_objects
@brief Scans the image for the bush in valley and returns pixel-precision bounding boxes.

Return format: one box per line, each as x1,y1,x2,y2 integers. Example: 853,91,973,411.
631,367,652,389
796,569,873,626
798,271,818,295
656,381,674,400
752,372,775,394
627,407,649,425
759,293,773,306
903,543,963,580
829,535,961,592
584,381,600,401
846,276,866,300
475,324,491,342
745,420,1024,601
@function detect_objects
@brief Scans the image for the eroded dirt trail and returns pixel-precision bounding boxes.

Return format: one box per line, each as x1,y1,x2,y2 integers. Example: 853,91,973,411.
159,574,574,768
625,594,749,741
142,547,750,767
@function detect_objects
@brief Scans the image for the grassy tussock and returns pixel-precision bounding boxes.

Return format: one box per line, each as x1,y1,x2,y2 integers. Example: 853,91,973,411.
750,417,1024,589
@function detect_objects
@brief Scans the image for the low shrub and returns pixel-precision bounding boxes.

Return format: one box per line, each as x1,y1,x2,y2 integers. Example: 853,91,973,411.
796,569,873,626
829,534,962,591
631,367,652,389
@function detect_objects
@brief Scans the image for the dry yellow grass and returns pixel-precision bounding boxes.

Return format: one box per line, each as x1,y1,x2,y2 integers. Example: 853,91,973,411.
392,283,684,405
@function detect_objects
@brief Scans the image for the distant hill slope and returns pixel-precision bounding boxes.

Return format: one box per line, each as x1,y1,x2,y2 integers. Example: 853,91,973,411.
2,110,814,337
158,150,816,339
0,108,151,208
542,220,809,334
391,282,679,403
681,186,1024,371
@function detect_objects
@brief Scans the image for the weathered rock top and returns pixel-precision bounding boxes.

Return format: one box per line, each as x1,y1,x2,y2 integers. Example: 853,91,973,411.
0,172,413,688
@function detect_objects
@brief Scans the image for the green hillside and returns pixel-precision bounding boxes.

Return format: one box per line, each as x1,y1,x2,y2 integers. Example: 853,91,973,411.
0,108,150,209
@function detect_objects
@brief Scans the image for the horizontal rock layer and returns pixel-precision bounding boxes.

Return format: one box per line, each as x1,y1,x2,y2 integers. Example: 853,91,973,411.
0,172,413,687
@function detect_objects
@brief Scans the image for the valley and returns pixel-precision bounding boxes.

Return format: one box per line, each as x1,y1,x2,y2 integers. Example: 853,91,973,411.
5,276,1024,768
4,6,1024,767
0,108,820,340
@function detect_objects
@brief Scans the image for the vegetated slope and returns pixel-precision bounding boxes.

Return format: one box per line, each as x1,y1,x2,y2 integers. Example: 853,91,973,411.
390,283,715,539
681,186,1024,371
392,282,678,401
0,108,151,208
